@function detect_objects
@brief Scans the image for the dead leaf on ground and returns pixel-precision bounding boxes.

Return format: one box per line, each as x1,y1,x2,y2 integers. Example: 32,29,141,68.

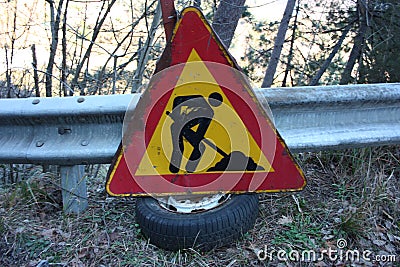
277,215,293,225
372,239,386,246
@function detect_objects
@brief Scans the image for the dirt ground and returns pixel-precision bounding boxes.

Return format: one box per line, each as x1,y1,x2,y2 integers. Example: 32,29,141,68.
0,147,399,266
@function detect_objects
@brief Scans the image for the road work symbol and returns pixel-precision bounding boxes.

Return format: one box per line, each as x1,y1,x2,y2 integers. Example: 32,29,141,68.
166,93,264,174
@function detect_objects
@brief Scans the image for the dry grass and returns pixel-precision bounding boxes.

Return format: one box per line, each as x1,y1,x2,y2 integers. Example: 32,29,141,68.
0,147,399,266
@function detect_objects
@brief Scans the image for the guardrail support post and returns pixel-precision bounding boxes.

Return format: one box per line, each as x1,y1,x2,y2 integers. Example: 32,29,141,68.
60,165,88,214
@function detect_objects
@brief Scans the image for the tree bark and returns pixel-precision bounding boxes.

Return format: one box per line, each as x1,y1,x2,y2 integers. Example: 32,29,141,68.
310,23,352,86
261,0,296,88
112,55,117,94
5,47,12,98
282,0,300,87
31,44,40,97
61,0,69,96
340,0,368,85
212,0,246,48
45,0,64,97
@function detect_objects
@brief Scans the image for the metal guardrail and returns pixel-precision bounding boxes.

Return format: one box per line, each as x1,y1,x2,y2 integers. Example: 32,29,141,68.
1,83,400,165
256,83,400,152
0,94,138,165
1,82,399,213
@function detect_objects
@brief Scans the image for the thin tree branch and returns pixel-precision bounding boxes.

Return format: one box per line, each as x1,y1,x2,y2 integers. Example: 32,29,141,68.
309,23,352,86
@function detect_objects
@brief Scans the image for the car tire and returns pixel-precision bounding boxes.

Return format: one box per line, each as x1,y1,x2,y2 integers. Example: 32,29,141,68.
135,193,259,251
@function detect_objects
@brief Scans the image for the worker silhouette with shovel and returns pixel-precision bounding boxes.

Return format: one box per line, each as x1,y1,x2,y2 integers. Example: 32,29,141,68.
167,92,222,173
166,92,264,173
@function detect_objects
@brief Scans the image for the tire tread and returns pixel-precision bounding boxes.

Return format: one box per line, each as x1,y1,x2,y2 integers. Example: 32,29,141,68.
135,194,259,251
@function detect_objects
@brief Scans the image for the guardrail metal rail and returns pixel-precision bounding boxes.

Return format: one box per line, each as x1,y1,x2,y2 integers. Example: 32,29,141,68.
1,83,399,213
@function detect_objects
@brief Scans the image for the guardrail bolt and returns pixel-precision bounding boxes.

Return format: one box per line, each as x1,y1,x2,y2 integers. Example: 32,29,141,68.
36,141,44,147
81,140,89,146
32,99,40,105
77,97,85,103
58,127,71,135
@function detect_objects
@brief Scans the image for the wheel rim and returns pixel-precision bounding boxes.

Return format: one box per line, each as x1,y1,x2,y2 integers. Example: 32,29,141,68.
157,193,230,213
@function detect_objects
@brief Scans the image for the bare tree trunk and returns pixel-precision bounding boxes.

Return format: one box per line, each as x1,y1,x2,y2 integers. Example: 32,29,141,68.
31,44,40,97
282,0,300,87
61,0,69,96
112,55,117,94
10,0,17,67
262,0,296,88
45,0,64,97
212,0,246,48
5,47,12,98
131,1,162,93
4,2,18,99
310,23,352,86
340,0,368,85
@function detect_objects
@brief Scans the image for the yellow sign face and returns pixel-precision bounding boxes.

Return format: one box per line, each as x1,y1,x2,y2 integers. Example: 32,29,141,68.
136,49,274,175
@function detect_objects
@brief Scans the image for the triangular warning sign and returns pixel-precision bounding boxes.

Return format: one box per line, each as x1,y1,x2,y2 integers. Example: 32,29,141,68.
106,7,306,196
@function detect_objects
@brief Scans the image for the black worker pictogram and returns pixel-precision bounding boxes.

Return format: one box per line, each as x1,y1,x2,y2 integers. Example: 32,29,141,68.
166,92,264,173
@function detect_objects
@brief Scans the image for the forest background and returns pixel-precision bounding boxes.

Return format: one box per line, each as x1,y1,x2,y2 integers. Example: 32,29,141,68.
1,0,399,98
